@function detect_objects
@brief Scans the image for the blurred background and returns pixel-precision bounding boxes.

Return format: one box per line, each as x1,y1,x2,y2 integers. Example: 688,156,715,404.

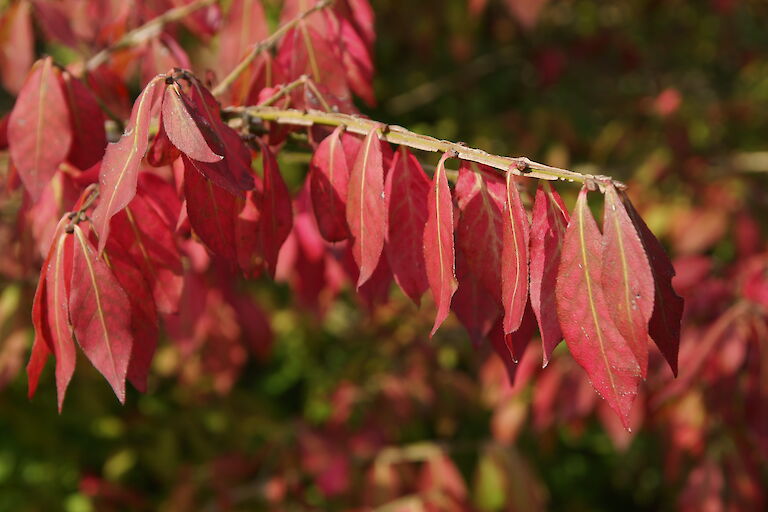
1,0,768,510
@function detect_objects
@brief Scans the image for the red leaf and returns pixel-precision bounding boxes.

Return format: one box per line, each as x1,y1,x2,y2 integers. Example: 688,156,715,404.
29,218,75,408
103,238,158,393
91,76,164,252
277,24,350,104
529,183,568,367
424,152,458,336
502,172,530,334
7,57,72,200
110,191,184,314
310,126,350,242
385,147,429,304
69,225,133,403
161,83,222,164
61,71,107,171
146,111,180,167
555,187,640,428
258,143,293,277
0,0,34,94
622,192,683,376
186,77,254,192
455,162,505,304
452,253,499,346
183,156,238,263
345,128,386,287
235,190,264,277
601,185,654,378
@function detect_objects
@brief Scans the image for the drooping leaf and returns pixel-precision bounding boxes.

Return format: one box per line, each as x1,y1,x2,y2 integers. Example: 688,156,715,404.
185,77,254,192
7,57,72,200
346,128,386,287
235,189,264,277
182,155,238,263
529,183,568,367
69,225,133,403
424,152,458,336
501,171,530,334
452,253,499,346
61,71,106,171
310,125,350,242
455,162,505,304
32,218,76,410
601,185,654,378
109,190,184,314
258,142,293,277
91,76,164,252
385,147,429,304
161,83,222,163
622,191,683,376
103,237,158,393
555,186,640,428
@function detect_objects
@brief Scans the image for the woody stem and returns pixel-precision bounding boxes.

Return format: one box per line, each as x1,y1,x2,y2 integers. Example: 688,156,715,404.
226,105,626,190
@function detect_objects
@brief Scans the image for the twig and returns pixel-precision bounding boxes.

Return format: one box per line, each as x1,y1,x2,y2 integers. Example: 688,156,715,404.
228,105,626,189
85,0,218,71
211,0,334,98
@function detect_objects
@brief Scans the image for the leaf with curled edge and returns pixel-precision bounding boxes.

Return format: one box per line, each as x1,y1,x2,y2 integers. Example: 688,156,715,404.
621,191,683,376
91,76,164,252
455,162,505,305
8,57,72,201
29,217,76,410
502,171,530,334
109,190,183,314
61,71,106,171
182,155,239,263
601,185,654,378
69,224,133,403
530,183,568,367
186,77,254,193
310,125,351,242
385,147,429,304
161,83,222,164
555,186,640,428
346,128,386,287
258,142,293,277
424,152,458,336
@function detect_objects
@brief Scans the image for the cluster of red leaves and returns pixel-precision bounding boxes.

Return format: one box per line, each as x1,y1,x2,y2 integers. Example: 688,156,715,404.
0,0,682,428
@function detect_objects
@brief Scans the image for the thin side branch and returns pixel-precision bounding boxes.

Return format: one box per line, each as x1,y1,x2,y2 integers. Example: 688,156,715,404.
211,0,334,98
228,105,626,189
85,0,218,71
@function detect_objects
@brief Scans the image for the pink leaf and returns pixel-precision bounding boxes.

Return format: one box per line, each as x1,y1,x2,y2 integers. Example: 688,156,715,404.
310,126,351,242
501,172,530,334
601,185,654,378
424,152,458,336
385,147,430,304
258,142,293,277
91,76,164,252
555,186,640,428
161,83,222,163
8,57,72,200
529,183,568,367
345,128,386,287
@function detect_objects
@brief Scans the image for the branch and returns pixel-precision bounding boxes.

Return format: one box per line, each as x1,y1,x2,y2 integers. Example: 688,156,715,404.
211,0,334,98
84,0,218,71
227,105,626,190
